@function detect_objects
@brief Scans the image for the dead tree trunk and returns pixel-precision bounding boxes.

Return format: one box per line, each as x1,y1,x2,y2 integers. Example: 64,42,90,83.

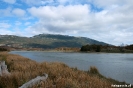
0,61,10,76
19,73,48,88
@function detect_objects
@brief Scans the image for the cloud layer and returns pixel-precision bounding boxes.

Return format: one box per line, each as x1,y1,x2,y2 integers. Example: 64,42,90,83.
27,5,90,33
0,0,133,45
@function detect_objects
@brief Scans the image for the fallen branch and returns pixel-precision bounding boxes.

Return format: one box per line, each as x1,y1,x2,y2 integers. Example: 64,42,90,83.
19,73,48,88
0,61,10,76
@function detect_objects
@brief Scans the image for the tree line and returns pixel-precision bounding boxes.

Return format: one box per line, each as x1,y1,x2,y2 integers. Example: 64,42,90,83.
0,46,10,51
80,44,133,53
125,44,133,50
80,44,101,52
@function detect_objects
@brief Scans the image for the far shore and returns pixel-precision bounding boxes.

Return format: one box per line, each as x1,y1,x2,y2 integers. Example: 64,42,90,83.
10,49,133,53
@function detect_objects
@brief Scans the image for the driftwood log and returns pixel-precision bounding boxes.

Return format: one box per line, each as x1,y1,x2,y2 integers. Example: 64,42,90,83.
19,73,48,88
0,61,10,76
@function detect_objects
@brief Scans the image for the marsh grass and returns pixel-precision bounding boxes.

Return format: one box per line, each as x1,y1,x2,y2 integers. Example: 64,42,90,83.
0,52,131,88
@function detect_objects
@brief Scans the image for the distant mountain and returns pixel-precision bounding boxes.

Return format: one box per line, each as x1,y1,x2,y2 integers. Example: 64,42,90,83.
0,34,108,49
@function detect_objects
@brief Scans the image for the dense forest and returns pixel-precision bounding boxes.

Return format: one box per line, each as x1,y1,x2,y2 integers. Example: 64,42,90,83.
80,44,133,53
125,44,133,50
0,46,10,51
80,44,101,52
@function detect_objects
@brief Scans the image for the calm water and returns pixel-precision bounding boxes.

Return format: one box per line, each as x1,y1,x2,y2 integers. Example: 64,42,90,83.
10,51,133,84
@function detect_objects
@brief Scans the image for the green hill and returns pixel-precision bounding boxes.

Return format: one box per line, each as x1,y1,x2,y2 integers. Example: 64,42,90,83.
0,34,108,49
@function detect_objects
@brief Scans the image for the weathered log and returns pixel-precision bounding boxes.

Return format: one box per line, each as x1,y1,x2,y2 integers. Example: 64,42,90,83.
19,73,48,88
0,61,10,76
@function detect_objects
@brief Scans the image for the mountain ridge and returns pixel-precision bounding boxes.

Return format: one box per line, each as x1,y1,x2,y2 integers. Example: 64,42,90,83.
0,34,109,49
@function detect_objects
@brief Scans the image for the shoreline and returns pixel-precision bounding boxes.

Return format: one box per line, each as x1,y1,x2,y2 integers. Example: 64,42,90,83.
9,45,133,53
10,50,133,54
10,51,133,84
0,52,132,88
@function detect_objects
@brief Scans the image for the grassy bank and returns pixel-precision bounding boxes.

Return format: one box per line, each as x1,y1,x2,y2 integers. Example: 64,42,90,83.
0,52,132,88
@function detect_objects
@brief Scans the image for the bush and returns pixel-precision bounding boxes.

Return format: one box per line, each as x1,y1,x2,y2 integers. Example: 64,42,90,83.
89,66,99,74
0,46,10,51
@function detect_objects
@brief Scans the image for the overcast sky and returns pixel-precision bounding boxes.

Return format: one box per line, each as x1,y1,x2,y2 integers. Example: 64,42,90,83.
0,0,133,45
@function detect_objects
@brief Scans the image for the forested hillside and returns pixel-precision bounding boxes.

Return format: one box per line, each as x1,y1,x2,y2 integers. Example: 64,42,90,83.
0,34,107,49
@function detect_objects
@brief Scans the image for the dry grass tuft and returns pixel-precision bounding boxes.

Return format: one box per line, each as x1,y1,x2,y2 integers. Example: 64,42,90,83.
89,66,99,74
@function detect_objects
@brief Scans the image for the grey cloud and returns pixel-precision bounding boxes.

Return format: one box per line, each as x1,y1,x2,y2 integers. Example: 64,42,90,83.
0,7,12,17
27,5,90,33
12,8,26,17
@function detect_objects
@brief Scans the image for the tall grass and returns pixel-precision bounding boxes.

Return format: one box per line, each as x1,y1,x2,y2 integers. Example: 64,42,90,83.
0,52,129,88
